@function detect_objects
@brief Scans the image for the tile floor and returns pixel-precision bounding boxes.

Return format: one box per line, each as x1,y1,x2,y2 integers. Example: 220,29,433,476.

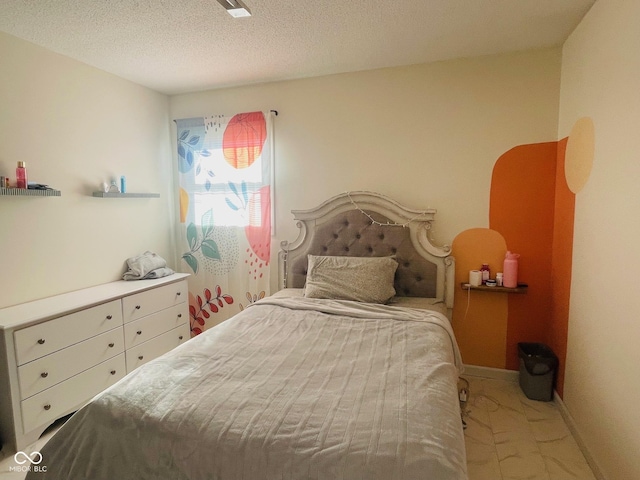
0,375,597,480
462,375,597,480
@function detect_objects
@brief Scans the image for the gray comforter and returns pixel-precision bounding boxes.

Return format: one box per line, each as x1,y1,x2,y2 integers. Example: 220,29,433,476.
28,297,467,480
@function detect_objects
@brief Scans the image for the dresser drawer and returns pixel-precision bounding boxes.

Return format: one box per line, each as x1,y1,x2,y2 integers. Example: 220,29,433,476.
21,354,126,433
14,300,123,366
18,328,125,400
122,280,187,324
126,323,190,372
123,303,187,349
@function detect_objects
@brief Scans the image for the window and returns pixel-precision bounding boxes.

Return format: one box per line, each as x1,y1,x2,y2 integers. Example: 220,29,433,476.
176,112,271,228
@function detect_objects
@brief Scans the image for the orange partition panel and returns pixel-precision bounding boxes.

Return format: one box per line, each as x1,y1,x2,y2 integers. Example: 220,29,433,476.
490,143,558,370
452,228,508,368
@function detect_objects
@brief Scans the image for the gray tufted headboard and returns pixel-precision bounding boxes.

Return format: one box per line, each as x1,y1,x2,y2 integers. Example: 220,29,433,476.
278,191,455,308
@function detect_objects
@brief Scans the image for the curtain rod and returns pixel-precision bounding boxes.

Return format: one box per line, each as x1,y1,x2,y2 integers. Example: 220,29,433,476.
173,110,278,123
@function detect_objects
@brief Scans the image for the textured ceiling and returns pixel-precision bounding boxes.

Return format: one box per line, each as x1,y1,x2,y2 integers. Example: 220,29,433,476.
0,0,595,95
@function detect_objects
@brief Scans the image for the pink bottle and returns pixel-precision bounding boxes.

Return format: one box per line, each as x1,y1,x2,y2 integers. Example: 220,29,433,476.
16,161,28,189
503,251,520,288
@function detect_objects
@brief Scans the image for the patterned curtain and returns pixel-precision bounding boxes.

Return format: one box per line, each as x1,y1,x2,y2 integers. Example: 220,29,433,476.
175,112,273,335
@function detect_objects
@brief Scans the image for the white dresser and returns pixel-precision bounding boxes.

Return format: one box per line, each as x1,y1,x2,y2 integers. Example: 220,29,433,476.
0,273,190,452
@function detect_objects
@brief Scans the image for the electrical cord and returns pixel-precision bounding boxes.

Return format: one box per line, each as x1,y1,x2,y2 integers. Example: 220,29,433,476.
462,283,471,323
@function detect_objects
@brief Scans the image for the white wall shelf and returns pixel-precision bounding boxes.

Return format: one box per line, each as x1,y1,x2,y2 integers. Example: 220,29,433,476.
0,187,61,197
92,192,160,198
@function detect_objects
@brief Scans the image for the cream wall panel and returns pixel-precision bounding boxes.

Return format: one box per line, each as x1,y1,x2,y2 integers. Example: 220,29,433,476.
170,48,562,291
0,32,174,308
558,1,640,479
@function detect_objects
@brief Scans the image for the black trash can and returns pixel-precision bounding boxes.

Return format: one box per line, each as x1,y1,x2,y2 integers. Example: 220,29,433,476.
517,342,558,401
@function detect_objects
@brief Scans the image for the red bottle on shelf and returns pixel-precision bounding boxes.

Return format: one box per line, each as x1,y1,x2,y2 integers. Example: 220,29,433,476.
480,263,490,284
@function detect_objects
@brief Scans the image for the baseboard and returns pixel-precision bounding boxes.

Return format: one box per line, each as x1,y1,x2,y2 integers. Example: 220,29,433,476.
553,391,607,480
462,364,519,383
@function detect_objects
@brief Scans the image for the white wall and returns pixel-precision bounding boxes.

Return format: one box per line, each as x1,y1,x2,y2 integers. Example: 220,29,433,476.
0,32,174,308
558,1,640,479
170,48,562,289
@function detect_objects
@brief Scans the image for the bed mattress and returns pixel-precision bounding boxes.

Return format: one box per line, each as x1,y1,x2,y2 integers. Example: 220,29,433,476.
27,296,467,480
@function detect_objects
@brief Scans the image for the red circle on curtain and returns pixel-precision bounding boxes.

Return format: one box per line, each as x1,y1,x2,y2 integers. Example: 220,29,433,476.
245,186,271,263
223,112,267,169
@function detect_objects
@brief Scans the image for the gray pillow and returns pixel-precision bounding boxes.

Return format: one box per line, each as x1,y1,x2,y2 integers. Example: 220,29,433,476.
303,255,398,304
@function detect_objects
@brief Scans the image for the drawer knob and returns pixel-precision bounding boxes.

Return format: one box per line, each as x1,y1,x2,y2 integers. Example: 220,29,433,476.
135,305,141,310
41,372,48,378
106,315,113,320
37,339,45,345
178,314,182,318
177,292,181,296
138,355,144,360
137,330,142,335
44,404,51,411
110,370,116,375
178,335,183,340
108,343,115,348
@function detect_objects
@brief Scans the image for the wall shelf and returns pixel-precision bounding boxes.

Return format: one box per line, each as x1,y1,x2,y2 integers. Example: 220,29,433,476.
461,283,528,294
0,187,61,197
92,192,160,198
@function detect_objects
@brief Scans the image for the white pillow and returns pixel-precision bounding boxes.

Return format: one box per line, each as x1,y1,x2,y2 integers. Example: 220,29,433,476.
304,255,398,304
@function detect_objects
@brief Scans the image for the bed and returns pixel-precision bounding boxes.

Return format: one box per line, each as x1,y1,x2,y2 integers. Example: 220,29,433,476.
27,191,467,480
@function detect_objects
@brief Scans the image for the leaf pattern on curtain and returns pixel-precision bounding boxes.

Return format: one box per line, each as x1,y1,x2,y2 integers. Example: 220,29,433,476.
175,112,272,335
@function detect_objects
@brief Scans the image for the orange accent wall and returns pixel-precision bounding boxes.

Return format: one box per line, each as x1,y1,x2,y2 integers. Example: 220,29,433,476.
484,140,576,397
548,138,574,398
451,141,575,396
489,143,558,371
452,229,508,368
